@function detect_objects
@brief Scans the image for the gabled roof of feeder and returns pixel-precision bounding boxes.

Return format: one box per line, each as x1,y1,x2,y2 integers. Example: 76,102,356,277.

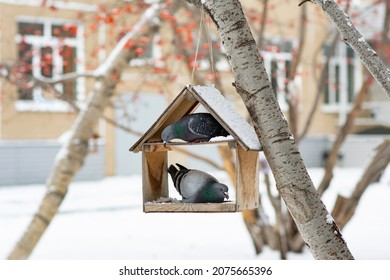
129,85,262,153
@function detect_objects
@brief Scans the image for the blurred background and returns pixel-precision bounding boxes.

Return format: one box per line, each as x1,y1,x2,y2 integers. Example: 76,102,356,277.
0,0,389,260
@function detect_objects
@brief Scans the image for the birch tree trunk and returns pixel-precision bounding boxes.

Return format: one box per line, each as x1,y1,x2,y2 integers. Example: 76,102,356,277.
172,15,267,252
311,0,390,98
184,0,354,259
7,3,164,260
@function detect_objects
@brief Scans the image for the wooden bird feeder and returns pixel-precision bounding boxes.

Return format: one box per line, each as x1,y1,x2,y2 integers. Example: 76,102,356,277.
130,85,262,213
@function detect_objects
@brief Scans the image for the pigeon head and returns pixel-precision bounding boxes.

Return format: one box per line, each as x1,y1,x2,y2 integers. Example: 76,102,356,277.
161,122,186,143
161,126,172,143
201,183,229,203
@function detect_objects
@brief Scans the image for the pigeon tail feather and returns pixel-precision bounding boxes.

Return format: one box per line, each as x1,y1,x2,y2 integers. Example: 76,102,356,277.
167,164,178,180
167,164,189,196
175,163,188,171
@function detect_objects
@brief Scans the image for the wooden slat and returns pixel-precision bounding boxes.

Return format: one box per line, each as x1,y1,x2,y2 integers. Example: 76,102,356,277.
144,201,237,212
235,145,259,211
142,150,168,209
142,144,172,152
142,139,236,150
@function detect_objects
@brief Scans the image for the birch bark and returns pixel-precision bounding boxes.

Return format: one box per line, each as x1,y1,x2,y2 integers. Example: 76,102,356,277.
172,16,267,252
7,2,164,260
185,0,354,259
311,0,390,98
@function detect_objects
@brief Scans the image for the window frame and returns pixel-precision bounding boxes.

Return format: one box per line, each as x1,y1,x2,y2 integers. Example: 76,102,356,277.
261,39,296,112
214,37,296,112
15,16,85,112
322,43,363,115
129,34,162,67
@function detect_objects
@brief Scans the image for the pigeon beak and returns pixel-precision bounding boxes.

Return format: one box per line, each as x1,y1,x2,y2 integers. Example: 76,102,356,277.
224,192,229,200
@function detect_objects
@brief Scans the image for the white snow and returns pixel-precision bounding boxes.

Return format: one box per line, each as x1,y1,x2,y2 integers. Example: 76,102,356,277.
14,100,73,112
192,85,261,151
326,214,334,224
0,167,389,260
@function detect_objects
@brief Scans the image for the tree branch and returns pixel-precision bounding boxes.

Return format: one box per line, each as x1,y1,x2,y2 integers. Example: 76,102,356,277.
312,0,390,98
317,75,372,196
286,4,307,137
256,0,268,49
332,139,390,229
35,71,97,85
297,31,339,143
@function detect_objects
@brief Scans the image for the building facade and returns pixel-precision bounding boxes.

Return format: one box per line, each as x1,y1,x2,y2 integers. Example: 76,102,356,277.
0,0,388,184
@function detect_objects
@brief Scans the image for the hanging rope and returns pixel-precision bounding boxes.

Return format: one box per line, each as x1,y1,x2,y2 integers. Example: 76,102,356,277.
205,12,216,85
192,4,216,86
191,8,204,82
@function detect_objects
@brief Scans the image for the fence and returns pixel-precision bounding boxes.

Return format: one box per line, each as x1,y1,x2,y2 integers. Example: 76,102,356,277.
0,140,105,186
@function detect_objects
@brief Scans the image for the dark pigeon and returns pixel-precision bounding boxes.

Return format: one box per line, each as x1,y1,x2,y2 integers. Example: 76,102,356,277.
161,113,229,143
168,163,229,203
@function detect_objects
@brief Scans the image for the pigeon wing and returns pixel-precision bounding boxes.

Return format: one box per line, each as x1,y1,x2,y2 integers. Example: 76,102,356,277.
183,183,228,203
187,113,227,140
179,169,218,200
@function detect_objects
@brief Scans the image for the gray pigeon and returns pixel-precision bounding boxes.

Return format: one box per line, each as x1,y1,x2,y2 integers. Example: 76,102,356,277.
161,113,229,143
168,163,229,203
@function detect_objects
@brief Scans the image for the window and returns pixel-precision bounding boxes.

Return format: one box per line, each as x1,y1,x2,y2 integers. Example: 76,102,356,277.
198,37,295,110
15,18,84,110
129,35,161,67
261,38,295,111
323,43,362,112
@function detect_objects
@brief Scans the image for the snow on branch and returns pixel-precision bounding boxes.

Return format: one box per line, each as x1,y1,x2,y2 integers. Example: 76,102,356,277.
0,63,11,78
310,0,390,98
36,71,97,85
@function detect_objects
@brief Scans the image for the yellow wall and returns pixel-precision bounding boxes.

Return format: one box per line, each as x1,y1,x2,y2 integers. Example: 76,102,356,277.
1,1,384,175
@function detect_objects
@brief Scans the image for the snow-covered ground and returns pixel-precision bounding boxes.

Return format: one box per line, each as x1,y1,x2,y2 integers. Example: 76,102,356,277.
0,167,389,260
